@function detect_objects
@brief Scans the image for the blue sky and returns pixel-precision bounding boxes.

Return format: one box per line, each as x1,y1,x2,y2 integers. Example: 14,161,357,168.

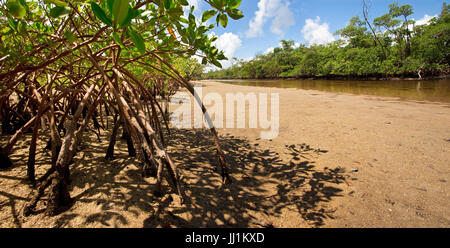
188,0,446,67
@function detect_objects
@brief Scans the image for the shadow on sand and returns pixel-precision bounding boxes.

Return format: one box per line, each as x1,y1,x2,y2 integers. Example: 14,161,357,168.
0,127,347,227
155,129,346,227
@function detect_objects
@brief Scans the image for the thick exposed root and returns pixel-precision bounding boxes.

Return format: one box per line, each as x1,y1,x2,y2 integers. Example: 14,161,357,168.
23,173,53,216
45,173,73,216
105,116,120,160
0,147,12,169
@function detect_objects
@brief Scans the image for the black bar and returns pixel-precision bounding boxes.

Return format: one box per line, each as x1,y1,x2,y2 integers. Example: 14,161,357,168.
0,228,447,247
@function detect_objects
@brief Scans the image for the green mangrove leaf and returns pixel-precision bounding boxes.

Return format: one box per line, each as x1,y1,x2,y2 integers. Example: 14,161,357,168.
211,59,222,68
112,32,124,47
164,0,174,10
91,2,112,26
7,1,26,19
219,13,228,27
179,0,189,6
202,10,217,22
227,8,244,20
107,0,114,13
65,30,76,42
211,0,223,9
49,6,72,18
128,29,146,53
112,0,129,27
228,0,242,9
119,7,136,27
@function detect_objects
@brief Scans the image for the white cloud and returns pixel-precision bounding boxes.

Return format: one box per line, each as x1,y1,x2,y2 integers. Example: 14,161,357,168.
265,47,275,54
270,3,295,36
415,14,437,26
301,16,335,46
212,32,242,68
246,0,295,38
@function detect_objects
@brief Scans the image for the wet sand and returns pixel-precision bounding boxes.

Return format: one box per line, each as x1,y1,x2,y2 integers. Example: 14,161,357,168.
0,80,449,227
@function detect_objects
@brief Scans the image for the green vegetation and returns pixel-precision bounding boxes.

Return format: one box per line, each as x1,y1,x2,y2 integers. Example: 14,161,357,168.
203,2,450,79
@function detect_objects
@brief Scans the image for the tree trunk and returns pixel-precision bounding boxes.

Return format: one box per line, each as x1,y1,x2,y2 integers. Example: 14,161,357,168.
105,115,120,160
27,101,47,185
46,121,76,216
0,147,12,169
363,0,387,60
1,101,14,135
121,121,136,157
26,122,39,185
46,170,72,216
45,84,96,215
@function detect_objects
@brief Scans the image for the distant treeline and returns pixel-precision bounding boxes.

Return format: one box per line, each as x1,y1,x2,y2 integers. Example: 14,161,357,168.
203,2,450,80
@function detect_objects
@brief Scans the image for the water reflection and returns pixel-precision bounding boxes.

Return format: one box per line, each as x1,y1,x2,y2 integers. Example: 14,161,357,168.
210,79,450,103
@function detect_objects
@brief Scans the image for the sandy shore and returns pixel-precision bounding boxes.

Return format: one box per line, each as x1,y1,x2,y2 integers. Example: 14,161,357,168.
195,81,450,227
1,81,449,227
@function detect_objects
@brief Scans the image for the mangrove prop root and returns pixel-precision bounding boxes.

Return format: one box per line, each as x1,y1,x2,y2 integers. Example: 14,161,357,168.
0,147,13,169
45,173,73,216
1,19,233,216
23,173,54,216
105,115,121,160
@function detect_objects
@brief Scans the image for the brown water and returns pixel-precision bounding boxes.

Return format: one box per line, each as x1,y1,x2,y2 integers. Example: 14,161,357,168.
211,79,450,103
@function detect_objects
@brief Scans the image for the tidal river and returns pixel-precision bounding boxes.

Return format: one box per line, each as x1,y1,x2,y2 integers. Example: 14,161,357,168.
209,79,450,103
